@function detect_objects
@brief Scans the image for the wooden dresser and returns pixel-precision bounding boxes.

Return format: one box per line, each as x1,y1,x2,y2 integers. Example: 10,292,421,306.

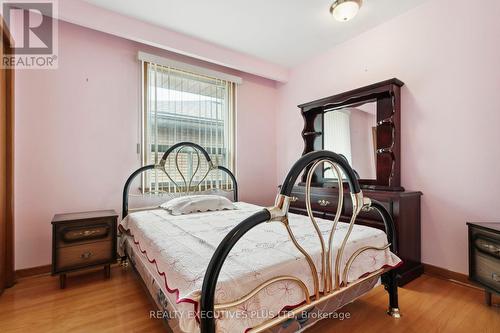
51,210,118,288
290,185,423,285
467,222,500,305
291,79,423,285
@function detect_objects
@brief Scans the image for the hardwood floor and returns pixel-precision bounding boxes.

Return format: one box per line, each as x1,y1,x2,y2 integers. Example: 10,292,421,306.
0,266,498,332
0,266,163,332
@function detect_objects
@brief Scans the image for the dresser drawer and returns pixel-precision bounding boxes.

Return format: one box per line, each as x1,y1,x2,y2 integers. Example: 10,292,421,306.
290,191,343,215
55,241,112,272
55,219,113,247
290,189,391,223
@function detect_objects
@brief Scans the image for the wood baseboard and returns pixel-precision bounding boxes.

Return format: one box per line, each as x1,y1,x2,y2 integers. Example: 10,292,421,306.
15,265,51,279
14,262,123,280
423,263,480,290
12,263,479,288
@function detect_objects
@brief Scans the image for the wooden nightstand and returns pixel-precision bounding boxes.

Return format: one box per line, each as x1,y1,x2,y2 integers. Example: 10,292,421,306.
467,222,500,306
51,210,118,288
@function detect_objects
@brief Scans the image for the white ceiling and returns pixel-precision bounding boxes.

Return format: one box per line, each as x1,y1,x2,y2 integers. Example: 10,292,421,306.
83,0,428,67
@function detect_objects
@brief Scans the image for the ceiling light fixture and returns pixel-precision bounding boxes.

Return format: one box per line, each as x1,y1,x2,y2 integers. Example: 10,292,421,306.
330,0,362,22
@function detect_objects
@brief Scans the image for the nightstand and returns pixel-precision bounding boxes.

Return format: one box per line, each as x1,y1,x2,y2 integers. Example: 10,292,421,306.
467,222,500,306
51,210,118,288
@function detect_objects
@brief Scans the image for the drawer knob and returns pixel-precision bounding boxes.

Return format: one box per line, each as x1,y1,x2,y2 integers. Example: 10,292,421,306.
80,251,93,259
83,230,98,236
318,199,330,206
493,273,500,282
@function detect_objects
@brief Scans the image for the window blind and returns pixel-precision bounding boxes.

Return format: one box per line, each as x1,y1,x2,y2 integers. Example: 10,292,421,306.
323,110,352,179
143,61,235,193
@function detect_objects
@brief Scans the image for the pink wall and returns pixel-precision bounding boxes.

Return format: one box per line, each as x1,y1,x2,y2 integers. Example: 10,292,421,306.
276,0,500,274
14,21,278,269
15,0,500,275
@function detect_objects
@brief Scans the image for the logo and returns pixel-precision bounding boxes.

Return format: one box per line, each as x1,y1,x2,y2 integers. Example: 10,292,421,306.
1,0,58,69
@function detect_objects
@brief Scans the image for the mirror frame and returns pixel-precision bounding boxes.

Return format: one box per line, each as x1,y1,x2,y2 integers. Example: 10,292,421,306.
298,78,404,191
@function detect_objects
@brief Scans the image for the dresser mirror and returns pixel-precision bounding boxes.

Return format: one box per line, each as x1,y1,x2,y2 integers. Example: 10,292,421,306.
323,99,377,181
299,78,404,190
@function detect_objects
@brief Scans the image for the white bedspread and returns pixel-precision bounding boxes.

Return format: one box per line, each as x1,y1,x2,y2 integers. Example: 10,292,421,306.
120,202,401,332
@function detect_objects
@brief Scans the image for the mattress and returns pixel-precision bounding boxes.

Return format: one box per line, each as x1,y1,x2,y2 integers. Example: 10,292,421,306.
120,202,401,333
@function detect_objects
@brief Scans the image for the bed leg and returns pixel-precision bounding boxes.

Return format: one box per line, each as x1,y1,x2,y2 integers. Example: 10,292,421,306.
382,270,401,318
120,257,129,269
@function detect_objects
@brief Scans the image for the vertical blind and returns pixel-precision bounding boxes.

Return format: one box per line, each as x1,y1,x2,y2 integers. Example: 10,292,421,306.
323,110,352,179
143,62,235,193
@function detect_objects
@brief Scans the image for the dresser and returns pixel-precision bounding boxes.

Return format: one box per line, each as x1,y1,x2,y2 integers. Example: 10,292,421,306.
290,185,423,285
291,79,423,285
51,210,118,288
467,222,500,305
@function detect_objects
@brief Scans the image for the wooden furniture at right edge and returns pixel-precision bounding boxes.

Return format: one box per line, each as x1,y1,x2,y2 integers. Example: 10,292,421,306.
467,222,500,306
290,78,423,285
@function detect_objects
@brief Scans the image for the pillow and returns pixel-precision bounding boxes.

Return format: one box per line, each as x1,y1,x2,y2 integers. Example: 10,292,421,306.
160,195,236,216
198,188,235,201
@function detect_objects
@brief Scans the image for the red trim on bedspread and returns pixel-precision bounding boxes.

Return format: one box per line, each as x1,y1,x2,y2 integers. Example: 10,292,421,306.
120,225,201,322
120,225,402,331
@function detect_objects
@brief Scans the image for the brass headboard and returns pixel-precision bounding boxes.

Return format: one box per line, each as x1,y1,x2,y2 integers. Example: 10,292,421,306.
122,142,237,217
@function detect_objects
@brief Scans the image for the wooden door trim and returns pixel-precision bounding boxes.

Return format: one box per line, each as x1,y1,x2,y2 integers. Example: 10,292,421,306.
1,14,15,292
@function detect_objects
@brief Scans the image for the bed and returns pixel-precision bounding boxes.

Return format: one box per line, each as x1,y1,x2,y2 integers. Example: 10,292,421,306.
120,142,402,333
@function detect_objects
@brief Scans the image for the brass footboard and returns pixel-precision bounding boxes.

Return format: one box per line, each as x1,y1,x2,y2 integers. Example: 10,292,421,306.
200,150,400,333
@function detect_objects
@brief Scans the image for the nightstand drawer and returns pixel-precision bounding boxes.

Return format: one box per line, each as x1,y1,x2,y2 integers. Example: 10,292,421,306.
56,241,112,271
55,219,113,247
58,223,111,246
474,253,500,293
475,237,500,259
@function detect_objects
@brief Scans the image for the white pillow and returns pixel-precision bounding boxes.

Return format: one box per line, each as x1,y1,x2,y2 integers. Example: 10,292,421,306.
198,188,235,201
160,195,236,216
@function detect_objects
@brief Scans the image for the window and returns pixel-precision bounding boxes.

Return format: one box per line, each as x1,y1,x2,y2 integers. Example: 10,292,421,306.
142,57,236,193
